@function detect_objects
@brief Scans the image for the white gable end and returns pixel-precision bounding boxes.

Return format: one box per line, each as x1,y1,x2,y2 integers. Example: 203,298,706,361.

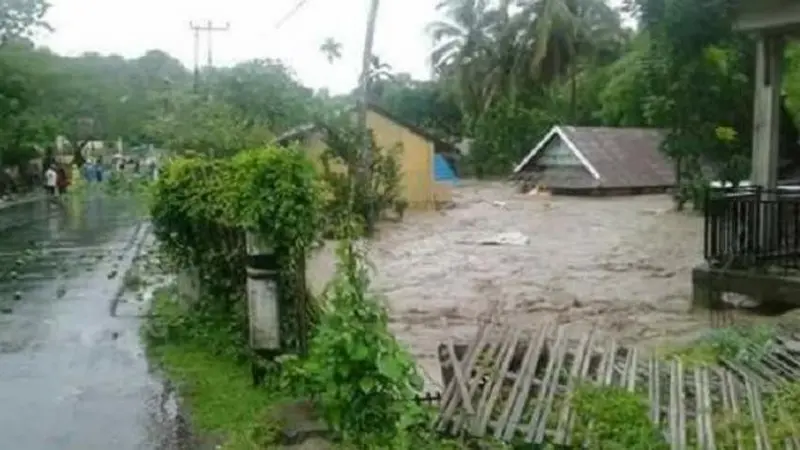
537,137,582,166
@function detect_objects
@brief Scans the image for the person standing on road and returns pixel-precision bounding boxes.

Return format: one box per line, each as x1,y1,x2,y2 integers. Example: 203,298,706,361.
56,165,69,195
44,164,57,197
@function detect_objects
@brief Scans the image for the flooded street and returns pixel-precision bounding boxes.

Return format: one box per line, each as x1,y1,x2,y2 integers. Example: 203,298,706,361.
0,195,178,450
365,182,733,387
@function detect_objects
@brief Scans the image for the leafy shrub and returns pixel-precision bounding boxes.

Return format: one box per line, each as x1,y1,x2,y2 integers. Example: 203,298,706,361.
317,118,403,235
281,225,429,448
148,146,323,352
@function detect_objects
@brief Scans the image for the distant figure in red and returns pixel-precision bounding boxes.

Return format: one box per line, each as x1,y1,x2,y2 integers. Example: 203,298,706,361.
56,165,69,195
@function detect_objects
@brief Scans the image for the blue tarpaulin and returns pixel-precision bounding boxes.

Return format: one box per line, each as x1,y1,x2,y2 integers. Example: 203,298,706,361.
434,154,458,184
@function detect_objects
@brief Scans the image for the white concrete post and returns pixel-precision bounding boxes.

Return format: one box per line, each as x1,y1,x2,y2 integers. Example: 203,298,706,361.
751,34,783,190
751,34,784,250
245,231,280,351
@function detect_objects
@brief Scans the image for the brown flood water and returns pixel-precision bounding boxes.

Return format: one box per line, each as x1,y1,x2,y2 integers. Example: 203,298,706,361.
307,181,794,389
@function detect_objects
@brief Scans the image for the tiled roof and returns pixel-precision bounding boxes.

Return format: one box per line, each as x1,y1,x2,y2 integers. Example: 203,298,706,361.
560,126,674,189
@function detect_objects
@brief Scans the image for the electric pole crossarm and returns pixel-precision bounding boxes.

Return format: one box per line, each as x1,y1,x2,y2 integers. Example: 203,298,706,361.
188,20,230,91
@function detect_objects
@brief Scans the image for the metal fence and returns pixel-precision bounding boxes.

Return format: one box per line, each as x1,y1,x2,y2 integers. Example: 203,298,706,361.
704,186,800,270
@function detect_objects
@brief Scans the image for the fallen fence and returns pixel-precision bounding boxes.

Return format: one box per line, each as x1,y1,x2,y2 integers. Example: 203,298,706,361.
436,320,800,449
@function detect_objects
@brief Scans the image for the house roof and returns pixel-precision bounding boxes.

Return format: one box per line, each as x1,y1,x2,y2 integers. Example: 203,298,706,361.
274,102,459,154
514,126,674,189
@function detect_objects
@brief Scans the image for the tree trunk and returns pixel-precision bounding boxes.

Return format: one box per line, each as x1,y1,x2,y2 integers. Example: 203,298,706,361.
356,0,381,234
569,66,577,123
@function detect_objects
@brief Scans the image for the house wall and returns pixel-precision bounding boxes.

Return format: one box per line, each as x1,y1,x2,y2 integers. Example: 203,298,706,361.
295,110,449,210
366,109,450,208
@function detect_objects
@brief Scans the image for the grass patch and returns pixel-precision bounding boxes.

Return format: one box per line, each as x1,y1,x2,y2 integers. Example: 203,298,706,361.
144,287,286,450
658,324,777,366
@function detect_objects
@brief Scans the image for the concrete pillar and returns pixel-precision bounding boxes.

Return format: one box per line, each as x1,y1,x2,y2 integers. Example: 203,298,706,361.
245,232,280,352
751,34,783,189
751,34,784,251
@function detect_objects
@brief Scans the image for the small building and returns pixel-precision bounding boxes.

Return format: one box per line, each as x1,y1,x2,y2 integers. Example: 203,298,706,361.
276,103,459,210
513,126,673,195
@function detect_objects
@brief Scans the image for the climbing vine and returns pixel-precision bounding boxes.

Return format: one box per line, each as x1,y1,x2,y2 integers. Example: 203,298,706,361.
148,146,323,353
316,117,403,234
280,220,430,448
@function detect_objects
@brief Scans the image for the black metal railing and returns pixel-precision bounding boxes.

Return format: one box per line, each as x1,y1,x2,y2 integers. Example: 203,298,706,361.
704,186,800,270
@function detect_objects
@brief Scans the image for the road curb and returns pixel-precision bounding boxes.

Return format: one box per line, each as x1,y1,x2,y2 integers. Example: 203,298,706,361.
0,194,46,212
109,221,152,317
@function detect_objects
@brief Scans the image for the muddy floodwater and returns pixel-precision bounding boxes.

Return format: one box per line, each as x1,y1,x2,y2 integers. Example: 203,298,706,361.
305,181,800,389
367,182,729,387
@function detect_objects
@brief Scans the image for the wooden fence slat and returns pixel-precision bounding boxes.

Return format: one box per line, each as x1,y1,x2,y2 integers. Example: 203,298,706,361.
669,359,687,450
522,326,567,443
649,357,661,425
445,338,476,415
435,323,800,448
437,321,491,431
530,328,586,444
555,330,595,446
475,327,521,435
744,376,770,450
497,325,550,441
469,327,514,434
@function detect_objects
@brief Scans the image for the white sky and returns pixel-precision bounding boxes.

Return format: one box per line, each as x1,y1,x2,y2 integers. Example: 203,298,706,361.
37,0,629,95
37,0,438,94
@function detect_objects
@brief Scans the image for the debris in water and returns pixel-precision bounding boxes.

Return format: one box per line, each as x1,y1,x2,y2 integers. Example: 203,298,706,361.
13,291,21,301
1,306,12,314
107,270,118,279
56,285,67,298
476,231,529,246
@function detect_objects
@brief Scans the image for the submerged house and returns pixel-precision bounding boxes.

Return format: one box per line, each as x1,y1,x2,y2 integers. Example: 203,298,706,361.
513,126,674,195
276,103,459,210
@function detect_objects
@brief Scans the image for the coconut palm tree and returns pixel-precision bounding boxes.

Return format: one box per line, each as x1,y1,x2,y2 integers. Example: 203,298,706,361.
429,0,627,121
319,37,342,64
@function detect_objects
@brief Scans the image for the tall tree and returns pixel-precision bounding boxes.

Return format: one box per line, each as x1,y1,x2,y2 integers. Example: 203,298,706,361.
0,0,50,44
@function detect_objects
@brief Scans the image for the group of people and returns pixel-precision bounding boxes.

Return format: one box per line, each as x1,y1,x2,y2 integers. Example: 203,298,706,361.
43,164,69,197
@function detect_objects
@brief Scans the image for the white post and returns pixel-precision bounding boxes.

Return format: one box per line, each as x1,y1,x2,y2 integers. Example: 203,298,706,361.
751,34,783,189
245,231,280,352
751,34,784,251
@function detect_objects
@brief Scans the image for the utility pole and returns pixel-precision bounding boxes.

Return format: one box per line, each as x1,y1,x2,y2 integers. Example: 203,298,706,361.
355,0,381,232
189,20,230,91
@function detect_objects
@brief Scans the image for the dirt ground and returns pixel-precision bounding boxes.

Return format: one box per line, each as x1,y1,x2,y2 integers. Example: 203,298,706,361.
306,181,787,389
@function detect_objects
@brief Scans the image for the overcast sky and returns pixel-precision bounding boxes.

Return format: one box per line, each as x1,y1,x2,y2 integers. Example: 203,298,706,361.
37,0,439,94
37,0,628,95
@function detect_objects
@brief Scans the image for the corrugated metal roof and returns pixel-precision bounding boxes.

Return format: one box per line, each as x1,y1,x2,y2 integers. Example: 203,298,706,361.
558,126,674,189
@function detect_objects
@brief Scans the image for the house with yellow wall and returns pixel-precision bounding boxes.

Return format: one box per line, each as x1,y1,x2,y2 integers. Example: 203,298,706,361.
275,103,458,210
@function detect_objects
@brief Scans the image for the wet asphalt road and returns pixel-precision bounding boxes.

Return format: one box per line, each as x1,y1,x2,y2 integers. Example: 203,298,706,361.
0,195,179,450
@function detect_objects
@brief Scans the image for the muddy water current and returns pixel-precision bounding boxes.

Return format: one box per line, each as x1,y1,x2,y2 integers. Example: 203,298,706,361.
363,182,797,388
307,181,800,389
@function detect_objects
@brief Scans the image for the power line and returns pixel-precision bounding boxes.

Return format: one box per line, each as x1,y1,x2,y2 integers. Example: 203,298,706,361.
274,0,310,29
